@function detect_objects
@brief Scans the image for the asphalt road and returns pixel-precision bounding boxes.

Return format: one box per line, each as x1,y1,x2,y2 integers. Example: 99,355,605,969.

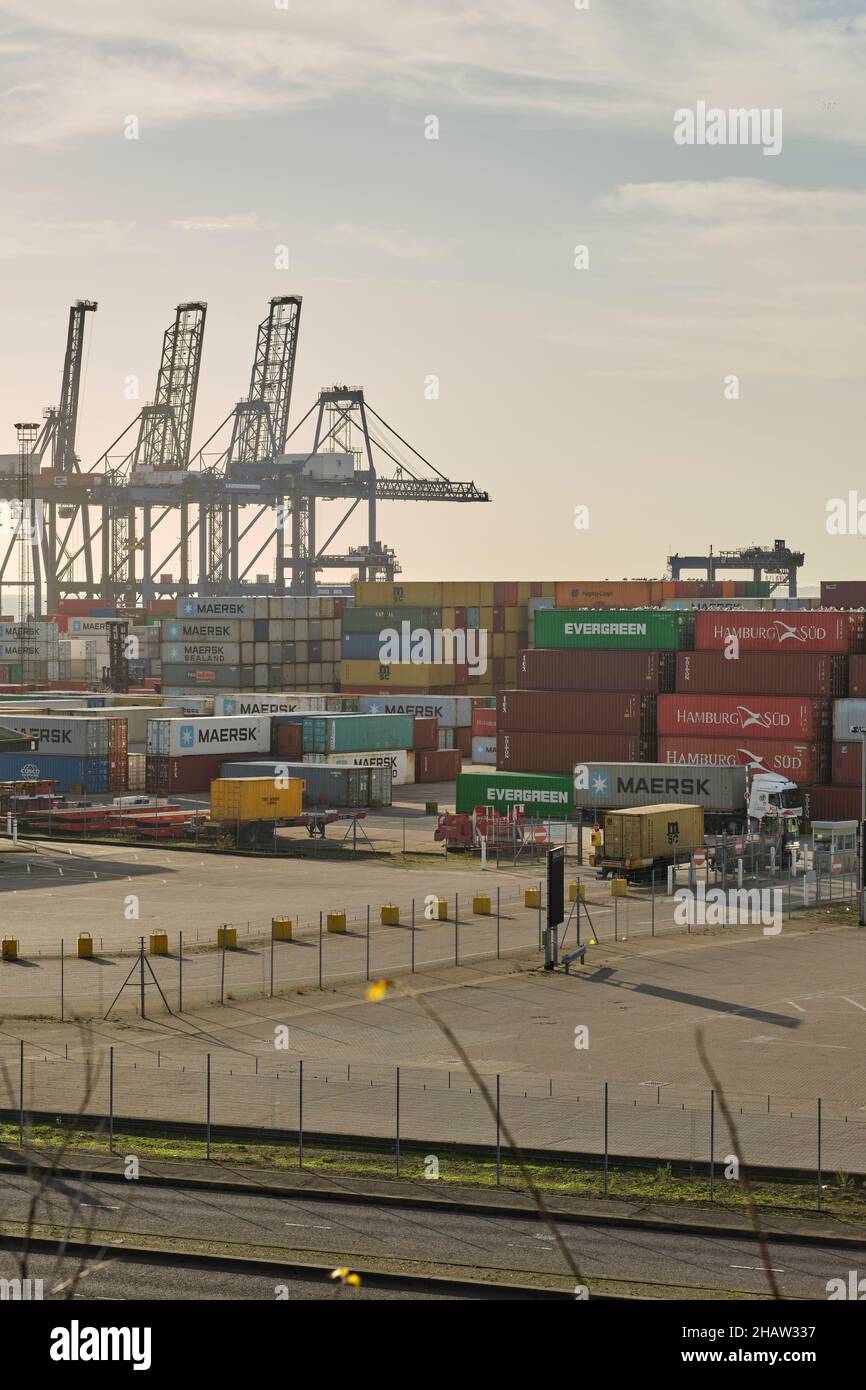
0,1171,853,1299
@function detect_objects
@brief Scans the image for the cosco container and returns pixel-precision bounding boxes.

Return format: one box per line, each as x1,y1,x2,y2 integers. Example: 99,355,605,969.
658,736,827,782
603,804,704,867
533,609,694,652
658,694,830,742
146,715,271,758
572,762,747,812
497,731,652,774
455,770,573,817
518,650,675,692
0,753,109,793
355,695,474,726
693,610,862,654
498,690,656,734
676,651,847,697
210,776,304,822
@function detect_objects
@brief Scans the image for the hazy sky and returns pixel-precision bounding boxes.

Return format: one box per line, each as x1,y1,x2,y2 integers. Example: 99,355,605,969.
1,0,865,588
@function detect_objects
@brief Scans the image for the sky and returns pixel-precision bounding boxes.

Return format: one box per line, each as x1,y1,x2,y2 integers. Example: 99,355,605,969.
1,0,866,588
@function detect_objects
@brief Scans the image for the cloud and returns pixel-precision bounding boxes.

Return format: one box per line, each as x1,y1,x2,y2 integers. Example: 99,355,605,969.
1,1,865,146
325,223,440,261
170,215,260,233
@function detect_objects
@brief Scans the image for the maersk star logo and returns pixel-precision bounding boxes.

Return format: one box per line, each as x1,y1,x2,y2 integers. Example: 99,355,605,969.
179,724,195,749
224,699,236,716
167,646,180,661
368,700,382,714
591,773,609,796
181,600,195,617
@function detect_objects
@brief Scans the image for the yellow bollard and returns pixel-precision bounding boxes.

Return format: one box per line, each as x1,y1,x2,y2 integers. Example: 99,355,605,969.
217,926,238,949
1,938,18,961
473,894,491,915
380,905,400,926
149,932,169,956
611,877,627,898
327,911,347,934
568,881,585,903
77,932,93,959
272,917,293,941
525,887,541,909
431,898,447,920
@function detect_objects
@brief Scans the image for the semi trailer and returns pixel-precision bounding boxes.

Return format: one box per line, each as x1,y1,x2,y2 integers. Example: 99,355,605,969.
572,761,802,835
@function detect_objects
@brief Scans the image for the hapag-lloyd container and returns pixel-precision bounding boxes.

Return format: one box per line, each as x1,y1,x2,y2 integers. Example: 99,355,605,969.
497,731,652,774
658,694,830,742
675,651,847,697
658,736,828,781
455,770,573,817
831,742,863,787
693,610,863,654
472,705,497,737
146,715,271,758
534,609,694,652
518,650,676,692
800,784,861,823
498,689,656,734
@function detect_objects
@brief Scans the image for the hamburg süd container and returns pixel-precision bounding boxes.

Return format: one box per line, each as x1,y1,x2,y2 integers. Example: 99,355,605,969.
497,731,653,774
498,690,656,735
572,762,747,812
693,610,863,654
658,736,828,782
518,649,676,693
210,776,304,822
455,770,573,817
658,694,830,742
603,804,705,867
533,609,694,652
675,651,847,697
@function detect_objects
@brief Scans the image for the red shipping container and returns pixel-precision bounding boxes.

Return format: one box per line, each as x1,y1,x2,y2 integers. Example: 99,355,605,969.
145,752,252,794
831,741,864,787
518,649,675,692
415,748,462,783
849,655,866,697
658,693,830,741
454,725,472,756
800,784,861,823
498,689,655,734
274,723,303,758
658,737,828,782
694,610,862,654
472,706,497,737
676,651,847,697
497,731,650,773
820,581,866,609
494,582,518,606
492,658,506,685
412,717,438,750
493,607,505,632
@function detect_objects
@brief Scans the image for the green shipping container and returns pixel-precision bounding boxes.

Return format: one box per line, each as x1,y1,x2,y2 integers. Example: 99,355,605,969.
456,771,573,817
533,609,694,651
326,712,415,753
341,606,442,634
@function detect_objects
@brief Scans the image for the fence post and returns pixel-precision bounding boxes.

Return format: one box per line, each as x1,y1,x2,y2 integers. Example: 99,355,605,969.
496,886,501,958
537,880,542,951
299,1059,304,1169
219,933,226,1006
709,1088,715,1201
365,905,370,982
396,1066,401,1176
411,899,415,973
206,1053,211,1160
18,1039,24,1148
109,1045,114,1152
454,895,458,967
496,1073,501,1185
651,871,655,936
318,911,323,990
269,921,274,999
60,939,65,1023
614,891,618,942
603,1081,609,1195
179,930,183,1012
817,1097,822,1206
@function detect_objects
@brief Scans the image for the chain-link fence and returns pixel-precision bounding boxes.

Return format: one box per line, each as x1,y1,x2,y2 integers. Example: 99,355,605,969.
0,1045,861,1189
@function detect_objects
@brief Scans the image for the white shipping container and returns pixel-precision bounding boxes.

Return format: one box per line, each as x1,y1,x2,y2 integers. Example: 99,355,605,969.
357,695,472,727
471,736,497,765
163,620,241,642
0,714,113,756
160,642,240,664
832,699,866,742
176,596,255,620
303,749,414,784
146,713,271,757
213,693,331,716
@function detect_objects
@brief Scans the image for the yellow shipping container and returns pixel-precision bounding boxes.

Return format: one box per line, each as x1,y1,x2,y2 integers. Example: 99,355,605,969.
603,804,704,868
516,582,532,603
479,605,493,628
541,581,556,598
354,580,444,607
340,660,454,688
211,776,304,822
442,606,457,628
478,583,494,606
492,632,506,659
505,607,522,633
505,632,518,657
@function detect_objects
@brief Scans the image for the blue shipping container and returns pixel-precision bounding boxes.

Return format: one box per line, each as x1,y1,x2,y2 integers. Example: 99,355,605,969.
0,753,109,793
340,632,384,660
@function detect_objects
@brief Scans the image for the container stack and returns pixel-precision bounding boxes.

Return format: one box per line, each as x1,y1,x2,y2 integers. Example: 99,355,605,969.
0,623,60,685
0,713,127,792
145,714,272,793
161,595,343,694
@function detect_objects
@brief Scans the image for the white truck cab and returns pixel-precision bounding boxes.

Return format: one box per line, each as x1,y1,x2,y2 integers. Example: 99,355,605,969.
747,770,802,828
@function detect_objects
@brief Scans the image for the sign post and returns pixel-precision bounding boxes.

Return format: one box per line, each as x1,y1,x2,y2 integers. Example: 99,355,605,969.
544,845,565,970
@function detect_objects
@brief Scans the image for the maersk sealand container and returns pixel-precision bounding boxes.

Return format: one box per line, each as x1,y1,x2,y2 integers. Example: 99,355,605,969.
534,609,694,651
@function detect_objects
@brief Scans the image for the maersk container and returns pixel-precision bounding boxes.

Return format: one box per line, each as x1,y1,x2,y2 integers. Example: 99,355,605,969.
694,610,862,654
533,609,694,652
518,649,676,693
0,714,111,757
676,651,847,697
303,749,414,784
163,620,241,642
498,690,656,735
219,759,392,808
146,714,271,758
160,643,241,665
455,770,573,817
471,736,497,765
0,753,109,793
658,736,828,782
176,596,255,620
355,694,474,726
497,731,652,774
572,762,747,812
658,694,830,742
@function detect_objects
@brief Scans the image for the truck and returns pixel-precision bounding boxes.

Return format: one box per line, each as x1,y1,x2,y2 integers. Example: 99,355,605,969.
572,761,802,835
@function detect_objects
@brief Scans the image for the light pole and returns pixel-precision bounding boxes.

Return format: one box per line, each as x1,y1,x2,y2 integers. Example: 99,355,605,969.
852,724,866,926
